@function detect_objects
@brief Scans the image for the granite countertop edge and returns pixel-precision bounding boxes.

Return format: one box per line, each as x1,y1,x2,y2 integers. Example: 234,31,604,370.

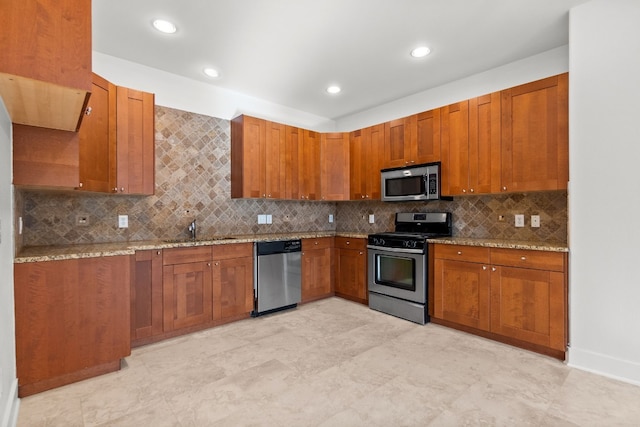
427,237,569,252
14,231,368,263
15,232,568,263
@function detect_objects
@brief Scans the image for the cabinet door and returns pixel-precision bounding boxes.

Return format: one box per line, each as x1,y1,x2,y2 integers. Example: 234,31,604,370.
231,115,266,198
300,129,321,200
469,93,501,194
335,247,367,304
265,121,286,199
116,86,155,195
490,266,566,351
131,250,164,342
350,124,384,200
383,115,416,168
79,73,117,193
285,125,302,200
14,256,131,396
301,238,334,303
320,133,350,200
213,256,254,320
501,73,568,192
163,261,213,331
415,109,441,164
441,101,470,196
433,258,491,331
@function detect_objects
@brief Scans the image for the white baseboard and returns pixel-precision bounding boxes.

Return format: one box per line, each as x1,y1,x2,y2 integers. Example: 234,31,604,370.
0,378,19,427
567,346,640,387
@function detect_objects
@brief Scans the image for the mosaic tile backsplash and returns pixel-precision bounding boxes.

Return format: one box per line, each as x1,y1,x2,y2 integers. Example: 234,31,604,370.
18,106,567,247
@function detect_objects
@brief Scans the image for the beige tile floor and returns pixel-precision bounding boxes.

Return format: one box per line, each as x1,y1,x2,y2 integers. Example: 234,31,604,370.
17,297,640,426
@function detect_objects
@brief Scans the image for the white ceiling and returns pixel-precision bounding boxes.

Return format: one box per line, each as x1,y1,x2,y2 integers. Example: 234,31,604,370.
93,0,588,121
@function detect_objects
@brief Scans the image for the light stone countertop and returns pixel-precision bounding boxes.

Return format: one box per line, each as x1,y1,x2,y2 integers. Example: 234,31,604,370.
15,232,568,263
427,237,569,252
14,231,369,263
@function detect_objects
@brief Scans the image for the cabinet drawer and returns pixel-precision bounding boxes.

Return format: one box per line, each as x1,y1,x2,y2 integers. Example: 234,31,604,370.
334,237,366,250
491,248,565,272
302,237,334,251
433,244,490,264
212,242,253,260
163,246,212,265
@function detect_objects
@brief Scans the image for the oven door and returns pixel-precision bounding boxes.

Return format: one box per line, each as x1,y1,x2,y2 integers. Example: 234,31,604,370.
367,246,426,303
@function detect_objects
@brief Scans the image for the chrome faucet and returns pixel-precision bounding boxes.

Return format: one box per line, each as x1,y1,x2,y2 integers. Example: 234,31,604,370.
188,219,197,240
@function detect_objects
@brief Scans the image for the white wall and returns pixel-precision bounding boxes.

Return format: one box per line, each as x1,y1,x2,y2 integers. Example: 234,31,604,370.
94,46,569,134
568,0,640,385
93,52,336,132
0,98,19,426
336,45,569,131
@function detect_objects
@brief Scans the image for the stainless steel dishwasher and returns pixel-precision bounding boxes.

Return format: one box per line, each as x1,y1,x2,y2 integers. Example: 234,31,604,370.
252,239,302,316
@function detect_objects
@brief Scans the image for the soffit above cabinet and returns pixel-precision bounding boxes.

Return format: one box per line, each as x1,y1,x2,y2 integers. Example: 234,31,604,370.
0,73,89,131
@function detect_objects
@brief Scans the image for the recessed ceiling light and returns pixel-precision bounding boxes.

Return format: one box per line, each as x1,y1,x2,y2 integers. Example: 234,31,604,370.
410,46,431,58
326,85,341,94
152,19,177,34
203,68,219,78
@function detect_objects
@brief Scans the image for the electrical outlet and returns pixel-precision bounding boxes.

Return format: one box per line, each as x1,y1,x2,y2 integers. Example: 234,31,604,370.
76,215,90,227
118,215,129,229
19,216,23,234
531,215,541,228
498,215,505,222
328,214,334,223
368,214,375,224
515,214,525,227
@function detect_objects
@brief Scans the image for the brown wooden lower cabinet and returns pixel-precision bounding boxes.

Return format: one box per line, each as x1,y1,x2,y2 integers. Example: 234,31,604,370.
131,249,164,344
14,256,131,397
132,243,254,347
212,243,254,320
334,237,368,305
432,244,568,359
301,237,334,302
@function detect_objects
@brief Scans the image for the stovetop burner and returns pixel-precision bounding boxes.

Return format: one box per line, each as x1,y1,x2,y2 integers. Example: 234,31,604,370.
368,212,452,250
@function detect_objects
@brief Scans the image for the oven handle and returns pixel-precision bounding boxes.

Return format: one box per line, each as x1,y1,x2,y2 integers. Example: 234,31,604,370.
367,245,425,255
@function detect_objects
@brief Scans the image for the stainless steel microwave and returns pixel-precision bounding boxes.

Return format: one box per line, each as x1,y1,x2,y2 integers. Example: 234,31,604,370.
381,162,445,202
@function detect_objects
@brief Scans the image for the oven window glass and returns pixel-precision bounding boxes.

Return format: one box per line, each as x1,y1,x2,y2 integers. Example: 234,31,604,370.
385,176,425,197
375,254,415,291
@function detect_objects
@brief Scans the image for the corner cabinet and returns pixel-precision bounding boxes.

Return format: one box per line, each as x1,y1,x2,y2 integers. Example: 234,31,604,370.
301,237,334,303
14,256,131,397
432,243,568,359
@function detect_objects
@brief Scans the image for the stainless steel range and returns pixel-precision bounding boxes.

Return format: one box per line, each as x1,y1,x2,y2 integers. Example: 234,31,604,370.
367,212,452,324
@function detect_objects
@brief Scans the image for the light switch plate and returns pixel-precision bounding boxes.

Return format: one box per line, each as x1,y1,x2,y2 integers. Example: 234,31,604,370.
266,214,272,224
258,214,267,224
118,215,128,228
368,214,375,224
531,215,541,228
515,214,525,227
328,214,334,223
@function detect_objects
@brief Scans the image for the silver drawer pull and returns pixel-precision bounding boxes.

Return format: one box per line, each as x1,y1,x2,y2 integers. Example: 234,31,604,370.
521,256,526,261
457,251,462,255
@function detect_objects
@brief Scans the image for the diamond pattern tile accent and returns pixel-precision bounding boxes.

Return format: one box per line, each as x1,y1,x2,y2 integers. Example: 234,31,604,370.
16,106,567,247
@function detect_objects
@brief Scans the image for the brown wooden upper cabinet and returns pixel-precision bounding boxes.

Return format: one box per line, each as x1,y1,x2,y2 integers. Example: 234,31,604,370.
350,124,384,200
500,73,568,192
299,129,322,200
115,86,155,195
441,93,501,196
320,132,350,200
0,0,92,131
13,74,156,195
382,110,441,169
78,74,117,193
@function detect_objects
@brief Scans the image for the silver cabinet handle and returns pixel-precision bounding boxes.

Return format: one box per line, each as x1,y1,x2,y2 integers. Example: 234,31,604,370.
156,251,161,255
492,267,497,272
521,256,527,261
457,251,462,255
346,241,350,245
470,188,475,193
462,189,466,193
502,186,507,191
482,266,487,270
